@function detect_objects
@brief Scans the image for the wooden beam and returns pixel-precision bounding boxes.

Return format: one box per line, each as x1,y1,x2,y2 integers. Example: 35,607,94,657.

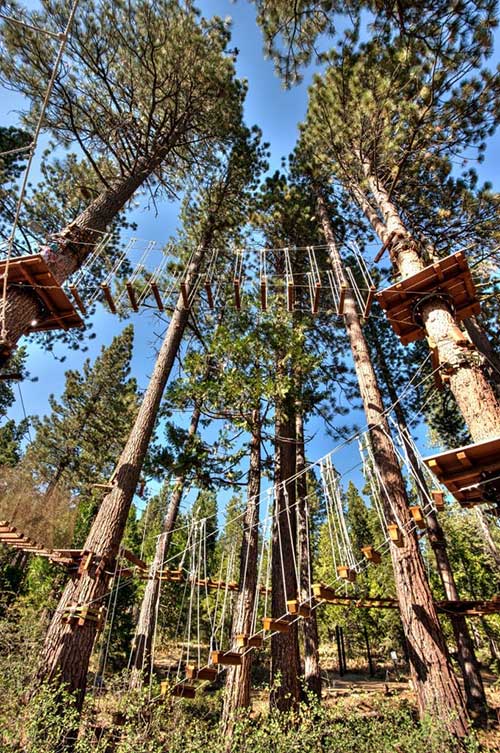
125,282,139,312
69,285,87,315
101,283,117,313
149,281,164,311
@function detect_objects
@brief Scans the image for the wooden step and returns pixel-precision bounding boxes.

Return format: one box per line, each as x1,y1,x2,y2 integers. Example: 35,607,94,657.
262,616,291,633
312,583,338,602
160,681,197,699
387,523,404,547
185,665,218,682
286,600,312,618
432,490,445,511
337,565,356,582
409,505,426,530
211,650,242,667
235,633,263,648
361,545,381,564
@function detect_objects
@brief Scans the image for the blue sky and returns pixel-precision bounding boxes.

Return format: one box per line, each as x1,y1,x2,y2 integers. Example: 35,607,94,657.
1,1,499,516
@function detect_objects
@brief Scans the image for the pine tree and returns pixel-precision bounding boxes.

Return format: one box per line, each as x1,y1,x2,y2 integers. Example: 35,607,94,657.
23,325,138,530
0,0,246,357
252,0,495,85
302,34,500,442
311,186,469,737
33,128,266,731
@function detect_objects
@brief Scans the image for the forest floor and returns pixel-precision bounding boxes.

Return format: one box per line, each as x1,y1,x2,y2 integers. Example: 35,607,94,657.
88,641,500,750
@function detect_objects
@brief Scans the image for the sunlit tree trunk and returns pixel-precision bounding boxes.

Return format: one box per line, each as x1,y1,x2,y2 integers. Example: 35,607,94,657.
34,236,210,719
363,174,500,442
369,321,487,723
222,409,261,725
317,193,469,737
2,151,168,353
129,404,202,689
296,410,321,700
270,394,301,711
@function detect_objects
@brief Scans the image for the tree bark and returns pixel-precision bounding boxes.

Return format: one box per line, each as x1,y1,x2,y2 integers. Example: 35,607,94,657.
270,395,301,711
129,404,202,689
463,316,500,390
317,193,469,737
33,237,208,715
222,410,261,725
295,410,321,700
369,321,488,723
363,175,500,442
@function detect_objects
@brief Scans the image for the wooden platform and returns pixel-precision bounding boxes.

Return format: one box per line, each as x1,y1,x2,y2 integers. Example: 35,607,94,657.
0,254,83,332
376,252,480,345
423,436,500,507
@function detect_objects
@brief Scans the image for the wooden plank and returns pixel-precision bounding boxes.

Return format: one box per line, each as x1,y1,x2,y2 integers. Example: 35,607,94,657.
338,282,347,315
363,285,376,318
312,282,321,314
262,616,290,633
233,279,241,310
287,600,312,618
121,548,147,571
260,279,267,310
101,283,117,313
185,665,218,682
69,285,87,315
125,282,139,312
211,650,242,666
149,281,164,311
204,279,214,309
337,565,356,582
180,281,189,309
387,523,404,547
409,506,426,530
361,545,381,564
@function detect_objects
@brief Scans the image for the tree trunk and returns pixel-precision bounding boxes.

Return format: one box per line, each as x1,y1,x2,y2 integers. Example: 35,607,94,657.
270,396,301,711
222,410,261,725
129,405,202,689
34,238,208,716
2,151,166,353
295,410,321,700
363,175,500,442
369,321,488,723
463,316,500,390
317,193,469,737
475,508,500,572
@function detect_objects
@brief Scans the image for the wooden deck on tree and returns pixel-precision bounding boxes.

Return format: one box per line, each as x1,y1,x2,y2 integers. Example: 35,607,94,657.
0,254,83,332
423,436,500,507
376,251,480,345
